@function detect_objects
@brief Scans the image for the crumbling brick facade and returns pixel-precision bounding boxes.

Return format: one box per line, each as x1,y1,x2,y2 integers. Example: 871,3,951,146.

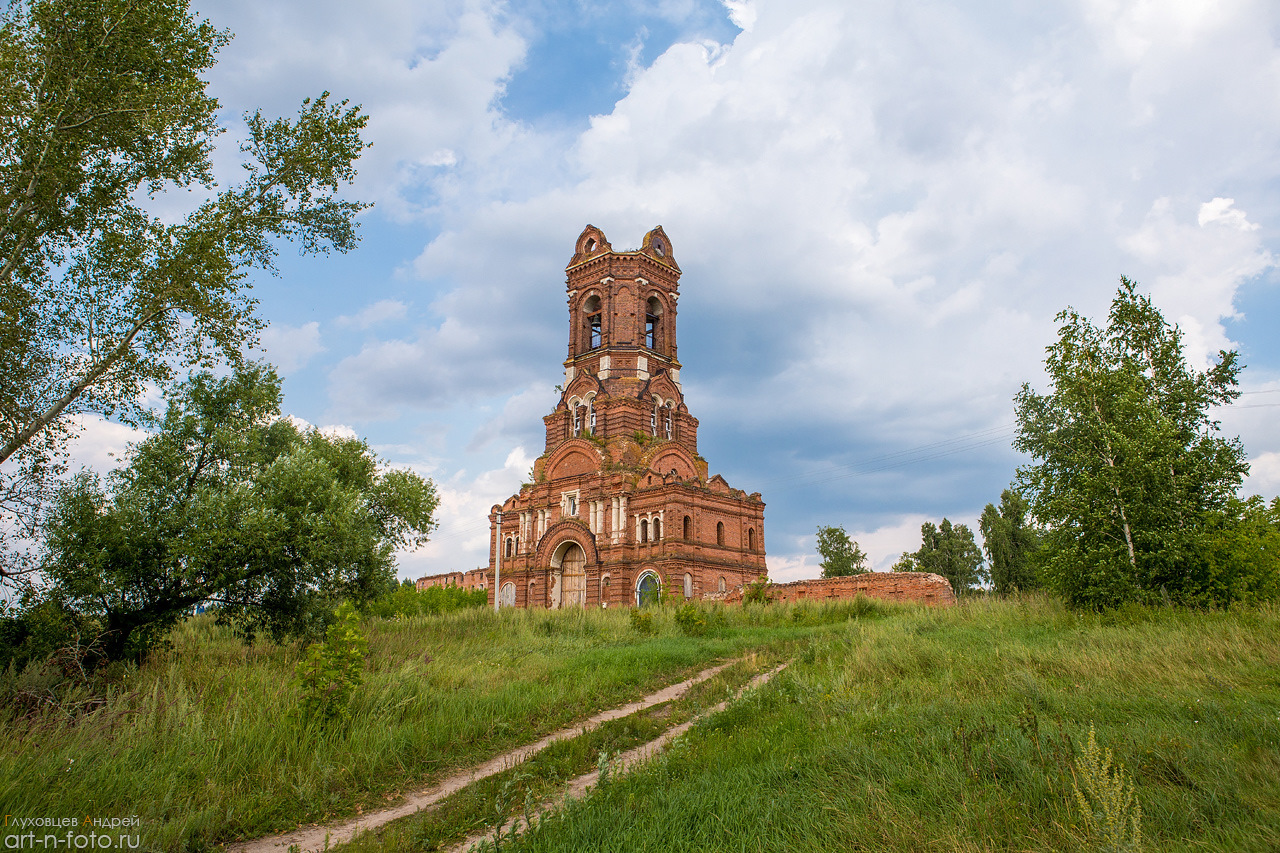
487,225,767,608
724,573,957,607
416,569,488,592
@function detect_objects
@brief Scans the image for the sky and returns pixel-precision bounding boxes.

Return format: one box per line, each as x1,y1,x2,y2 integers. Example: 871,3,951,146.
71,0,1280,582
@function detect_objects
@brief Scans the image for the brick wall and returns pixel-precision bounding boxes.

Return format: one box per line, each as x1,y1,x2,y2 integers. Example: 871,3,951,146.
417,569,488,591
725,572,956,607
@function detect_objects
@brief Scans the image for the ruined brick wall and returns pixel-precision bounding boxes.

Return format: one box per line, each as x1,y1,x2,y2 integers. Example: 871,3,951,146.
417,569,488,591
725,572,956,607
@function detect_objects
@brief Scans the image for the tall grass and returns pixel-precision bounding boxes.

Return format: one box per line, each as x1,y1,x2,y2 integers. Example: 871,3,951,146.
0,598,882,851
501,595,1280,852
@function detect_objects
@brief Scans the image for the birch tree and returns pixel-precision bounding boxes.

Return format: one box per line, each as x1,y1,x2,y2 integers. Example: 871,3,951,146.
1014,278,1247,608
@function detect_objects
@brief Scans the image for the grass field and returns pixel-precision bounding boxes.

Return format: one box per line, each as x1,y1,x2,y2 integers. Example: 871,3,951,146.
5,595,1278,852
0,600,861,851
483,596,1280,853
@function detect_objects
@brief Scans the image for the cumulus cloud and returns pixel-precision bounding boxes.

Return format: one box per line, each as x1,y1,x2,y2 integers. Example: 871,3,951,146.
193,0,1280,575
66,415,149,475
394,446,533,579
336,299,411,330
258,322,325,374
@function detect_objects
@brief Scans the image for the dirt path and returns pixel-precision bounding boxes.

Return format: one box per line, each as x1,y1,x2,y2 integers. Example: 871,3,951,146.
445,663,788,853
227,660,739,853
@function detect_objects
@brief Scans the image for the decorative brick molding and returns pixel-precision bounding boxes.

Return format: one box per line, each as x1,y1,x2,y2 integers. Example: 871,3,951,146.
725,572,956,607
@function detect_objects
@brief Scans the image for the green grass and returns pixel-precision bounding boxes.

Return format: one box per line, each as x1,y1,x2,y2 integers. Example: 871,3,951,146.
489,596,1280,853
0,599,877,852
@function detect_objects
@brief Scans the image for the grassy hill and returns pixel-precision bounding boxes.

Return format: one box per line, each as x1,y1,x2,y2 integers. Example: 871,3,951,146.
4,596,1278,852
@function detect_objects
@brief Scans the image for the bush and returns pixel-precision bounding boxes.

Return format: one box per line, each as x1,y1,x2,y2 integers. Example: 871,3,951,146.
294,602,367,725
673,604,709,636
743,575,773,605
629,607,655,635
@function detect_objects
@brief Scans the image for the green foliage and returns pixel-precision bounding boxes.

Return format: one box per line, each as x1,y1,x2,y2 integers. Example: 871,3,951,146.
673,604,709,636
909,518,986,595
1071,724,1144,852
40,364,437,660
815,525,870,577
1015,278,1249,609
629,607,655,635
293,602,367,725
743,575,773,605
890,553,918,572
1185,496,1280,606
980,489,1043,595
0,0,369,584
363,580,487,619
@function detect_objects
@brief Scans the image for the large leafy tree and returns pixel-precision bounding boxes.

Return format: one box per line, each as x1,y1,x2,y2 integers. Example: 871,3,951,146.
903,518,986,595
42,365,437,661
1014,278,1248,608
979,489,1042,595
0,0,368,581
816,524,870,577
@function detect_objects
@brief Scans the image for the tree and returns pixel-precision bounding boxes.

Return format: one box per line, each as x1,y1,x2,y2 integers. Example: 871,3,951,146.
979,489,1042,595
0,0,369,583
816,525,870,577
1014,278,1248,608
910,518,986,595
41,364,437,661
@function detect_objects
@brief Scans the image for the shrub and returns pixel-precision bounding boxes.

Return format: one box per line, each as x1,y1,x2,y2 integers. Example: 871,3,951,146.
629,607,655,635
743,575,773,605
673,604,709,636
294,602,367,725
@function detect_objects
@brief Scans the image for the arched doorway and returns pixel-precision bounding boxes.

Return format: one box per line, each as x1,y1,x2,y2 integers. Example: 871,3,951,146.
636,571,660,607
500,582,516,608
560,543,586,608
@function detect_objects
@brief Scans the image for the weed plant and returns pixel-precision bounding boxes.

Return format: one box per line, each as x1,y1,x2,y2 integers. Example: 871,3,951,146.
0,597,879,851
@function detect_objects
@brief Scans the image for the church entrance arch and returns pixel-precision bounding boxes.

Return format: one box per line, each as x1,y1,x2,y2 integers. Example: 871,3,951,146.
636,570,660,607
550,540,587,609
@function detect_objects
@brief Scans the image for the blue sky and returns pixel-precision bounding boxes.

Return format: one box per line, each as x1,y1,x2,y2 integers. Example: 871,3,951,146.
72,0,1280,582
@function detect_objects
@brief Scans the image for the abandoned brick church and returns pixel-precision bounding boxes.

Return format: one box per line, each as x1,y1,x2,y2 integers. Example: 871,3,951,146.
486,225,767,608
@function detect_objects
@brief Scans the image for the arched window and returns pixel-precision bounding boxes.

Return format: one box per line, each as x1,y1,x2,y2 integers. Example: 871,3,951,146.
652,517,661,540
585,294,602,351
636,571,660,607
504,537,513,558
573,405,582,435
748,528,756,551
683,515,692,540
683,572,693,599
664,404,673,439
717,577,726,594
640,519,648,543
650,407,657,436
528,580,537,606
716,521,725,546
645,296,662,351
590,408,596,433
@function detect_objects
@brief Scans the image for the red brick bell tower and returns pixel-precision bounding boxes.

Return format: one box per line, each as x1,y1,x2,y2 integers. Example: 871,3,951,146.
487,226,766,608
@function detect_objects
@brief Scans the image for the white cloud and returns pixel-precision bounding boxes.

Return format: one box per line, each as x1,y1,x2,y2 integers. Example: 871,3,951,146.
393,446,532,580
721,0,757,32
336,299,410,330
66,415,149,475
190,0,1280,578
258,322,325,373
1244,451,1280,498
1123,197,1273,368
1199,197,1261,231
